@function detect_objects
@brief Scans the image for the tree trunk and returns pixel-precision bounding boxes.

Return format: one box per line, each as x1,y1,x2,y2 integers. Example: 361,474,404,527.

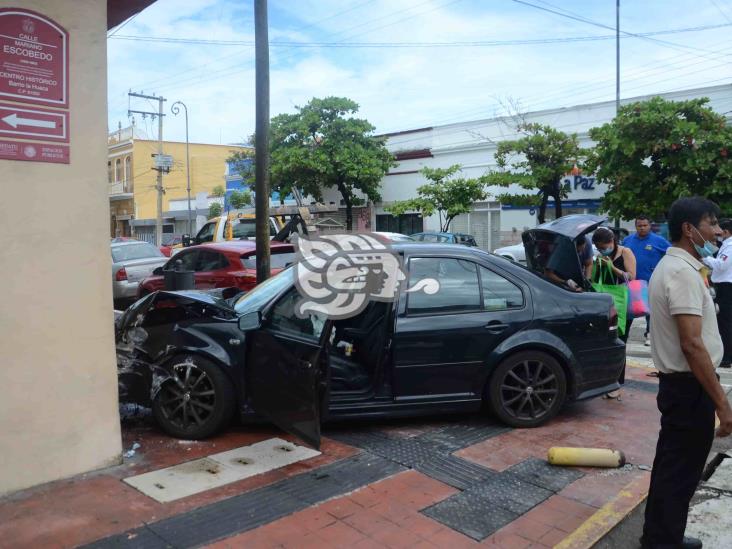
444,215,453,232
538,191,549,224
345,201,353,231
554,193,562,220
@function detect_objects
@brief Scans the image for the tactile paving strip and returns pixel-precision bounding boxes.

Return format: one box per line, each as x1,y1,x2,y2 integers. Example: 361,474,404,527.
422,490,519,541
422,461,582,540
416,421,512,452
507,457,584,492
82,453,404,549
624,379,659,393
414,454,500,490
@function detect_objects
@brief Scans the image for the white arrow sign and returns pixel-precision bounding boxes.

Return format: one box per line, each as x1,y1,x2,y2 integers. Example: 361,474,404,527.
2,113,56,129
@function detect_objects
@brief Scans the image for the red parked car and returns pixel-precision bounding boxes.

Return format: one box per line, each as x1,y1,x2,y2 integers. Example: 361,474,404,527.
137,241,296,298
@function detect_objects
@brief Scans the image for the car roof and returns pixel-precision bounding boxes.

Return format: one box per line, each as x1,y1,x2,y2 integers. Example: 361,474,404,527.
192,240,294,253
111,240,154,247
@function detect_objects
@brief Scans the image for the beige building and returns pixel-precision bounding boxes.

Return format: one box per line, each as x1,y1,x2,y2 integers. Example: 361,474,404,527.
108,124,249,242
0,0,157,496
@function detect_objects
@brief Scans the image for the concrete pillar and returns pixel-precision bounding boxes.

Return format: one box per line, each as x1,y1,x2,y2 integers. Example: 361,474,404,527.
0,0,122,495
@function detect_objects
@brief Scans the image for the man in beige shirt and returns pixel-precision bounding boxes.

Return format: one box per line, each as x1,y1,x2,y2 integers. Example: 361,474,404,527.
642,197,732,549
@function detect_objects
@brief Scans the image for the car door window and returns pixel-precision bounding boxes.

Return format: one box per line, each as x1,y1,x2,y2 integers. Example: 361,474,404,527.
407,257,481,315
196,222,217,243
196,250,229,271
166,250,198,271
479,266,524,310
268,287,326,341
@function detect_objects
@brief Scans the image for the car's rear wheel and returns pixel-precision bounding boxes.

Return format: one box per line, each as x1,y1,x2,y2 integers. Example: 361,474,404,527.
152,355,235,439
487,351,566,428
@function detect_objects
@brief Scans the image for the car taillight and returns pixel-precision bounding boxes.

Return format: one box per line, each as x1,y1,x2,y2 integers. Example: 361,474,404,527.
609,304,618,333
115,267,128,281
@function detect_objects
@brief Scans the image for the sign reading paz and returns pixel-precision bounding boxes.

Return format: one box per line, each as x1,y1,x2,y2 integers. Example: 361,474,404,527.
0,9,68,106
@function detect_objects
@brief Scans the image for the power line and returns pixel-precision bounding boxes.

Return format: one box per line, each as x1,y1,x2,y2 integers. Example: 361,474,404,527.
108,22,732,48
709,0,732,23
108,11,142,37
512,0,732,60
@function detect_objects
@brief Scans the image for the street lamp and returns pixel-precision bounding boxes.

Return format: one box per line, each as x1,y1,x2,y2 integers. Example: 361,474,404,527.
171,101,192,236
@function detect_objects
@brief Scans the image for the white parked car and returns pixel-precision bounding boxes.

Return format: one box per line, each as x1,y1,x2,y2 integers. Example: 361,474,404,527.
493,243,526,264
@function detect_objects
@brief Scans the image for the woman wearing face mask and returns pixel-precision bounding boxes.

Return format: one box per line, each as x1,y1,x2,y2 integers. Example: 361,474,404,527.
592,227,637,399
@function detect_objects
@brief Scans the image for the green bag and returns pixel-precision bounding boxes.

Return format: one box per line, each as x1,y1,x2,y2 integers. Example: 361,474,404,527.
591,259,628,336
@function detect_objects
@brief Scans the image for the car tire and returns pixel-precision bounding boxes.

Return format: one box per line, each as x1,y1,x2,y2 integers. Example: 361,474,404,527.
152,355,236,439
487,350,567,428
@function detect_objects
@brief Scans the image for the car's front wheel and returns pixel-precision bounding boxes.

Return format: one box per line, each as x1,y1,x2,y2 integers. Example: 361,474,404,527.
487,351,566,428
152,355,235,439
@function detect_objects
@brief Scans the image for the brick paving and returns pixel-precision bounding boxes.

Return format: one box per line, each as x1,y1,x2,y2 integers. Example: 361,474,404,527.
0,365,660,548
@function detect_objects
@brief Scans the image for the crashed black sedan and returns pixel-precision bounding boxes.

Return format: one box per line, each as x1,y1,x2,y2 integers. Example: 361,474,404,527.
117,236,625,449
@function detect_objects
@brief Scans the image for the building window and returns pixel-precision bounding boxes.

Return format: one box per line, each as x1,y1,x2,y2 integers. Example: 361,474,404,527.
107,161,113,183
115,158,122,182
376,213,423,235
124,156,131,185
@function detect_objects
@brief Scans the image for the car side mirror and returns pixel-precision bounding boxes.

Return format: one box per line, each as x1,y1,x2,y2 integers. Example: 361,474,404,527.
238,311,262,332
152,267,164,276
182,234,192,247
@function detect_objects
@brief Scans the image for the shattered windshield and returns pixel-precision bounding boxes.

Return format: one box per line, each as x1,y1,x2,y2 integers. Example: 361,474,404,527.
234,267,295,316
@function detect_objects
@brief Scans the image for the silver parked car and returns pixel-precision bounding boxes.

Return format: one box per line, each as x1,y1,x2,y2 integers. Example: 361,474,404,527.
111,241,167,302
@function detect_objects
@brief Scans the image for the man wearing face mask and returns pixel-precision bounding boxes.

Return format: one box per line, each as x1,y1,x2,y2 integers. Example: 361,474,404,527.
702,218,732,368
641,197,732,549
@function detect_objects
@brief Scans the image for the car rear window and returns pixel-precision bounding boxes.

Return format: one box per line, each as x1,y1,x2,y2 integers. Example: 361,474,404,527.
230,219,276,239
241,251,296,269
112,242,163,262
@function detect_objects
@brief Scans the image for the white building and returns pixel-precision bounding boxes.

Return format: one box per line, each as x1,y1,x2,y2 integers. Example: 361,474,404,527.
321,83,732,251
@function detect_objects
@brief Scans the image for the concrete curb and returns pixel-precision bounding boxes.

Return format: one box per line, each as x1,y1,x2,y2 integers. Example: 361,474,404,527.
554,473,650,549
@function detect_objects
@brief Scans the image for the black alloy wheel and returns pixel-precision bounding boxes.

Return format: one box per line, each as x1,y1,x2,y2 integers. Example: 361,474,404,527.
488,351,567,428
152,356,235,439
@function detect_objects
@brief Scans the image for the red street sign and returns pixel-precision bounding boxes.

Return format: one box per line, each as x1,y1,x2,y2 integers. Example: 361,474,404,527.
0,101,67,141
0,138,69,164
0,9,69,107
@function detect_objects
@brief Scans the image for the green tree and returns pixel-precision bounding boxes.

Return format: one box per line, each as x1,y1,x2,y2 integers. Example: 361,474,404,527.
269,96,395,230
586,97,732,219
228,189,252,209
211,185,225,198
385,165,488,232
208,202,222,218
483,123,587,224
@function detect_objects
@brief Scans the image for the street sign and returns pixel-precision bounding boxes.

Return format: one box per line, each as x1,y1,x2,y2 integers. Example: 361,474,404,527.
0,9,69,107
153,154,174,172
0,138,69,164
0,101,67,141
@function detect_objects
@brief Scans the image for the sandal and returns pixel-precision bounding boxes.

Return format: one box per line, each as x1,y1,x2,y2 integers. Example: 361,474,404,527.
604,390,622,401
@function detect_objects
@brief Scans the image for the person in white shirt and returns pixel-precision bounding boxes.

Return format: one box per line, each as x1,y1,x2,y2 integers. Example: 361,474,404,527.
641,197,732,549
703,218,732,368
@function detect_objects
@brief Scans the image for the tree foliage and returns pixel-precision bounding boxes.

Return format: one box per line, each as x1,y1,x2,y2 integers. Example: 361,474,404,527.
208,202,222,218
483,123,586,223
586,97,732,219
269,96,395,230
211,185,226,198
228,189,252,209
385,165,488,232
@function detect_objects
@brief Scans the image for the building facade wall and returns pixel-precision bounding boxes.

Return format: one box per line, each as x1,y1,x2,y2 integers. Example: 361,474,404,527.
131,141,247,221
0,0,122,495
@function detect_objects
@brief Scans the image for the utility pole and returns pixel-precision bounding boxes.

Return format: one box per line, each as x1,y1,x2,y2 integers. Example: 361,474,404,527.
615,0,620,114
128,91,167,245
614,0,621,230
254,0,271,283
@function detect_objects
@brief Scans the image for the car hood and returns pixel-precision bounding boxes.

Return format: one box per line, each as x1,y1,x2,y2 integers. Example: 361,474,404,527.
116,290,235,331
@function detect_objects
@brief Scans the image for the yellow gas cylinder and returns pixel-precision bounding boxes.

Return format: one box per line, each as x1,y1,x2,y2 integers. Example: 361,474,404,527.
548,447,626,468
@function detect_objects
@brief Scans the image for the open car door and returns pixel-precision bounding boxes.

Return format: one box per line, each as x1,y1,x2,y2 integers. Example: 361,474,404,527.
523,214,605,290
244,286,330,450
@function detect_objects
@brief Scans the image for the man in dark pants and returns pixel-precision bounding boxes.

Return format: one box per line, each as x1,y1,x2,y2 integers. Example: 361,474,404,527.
642,197,732,549
703,218,732,368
